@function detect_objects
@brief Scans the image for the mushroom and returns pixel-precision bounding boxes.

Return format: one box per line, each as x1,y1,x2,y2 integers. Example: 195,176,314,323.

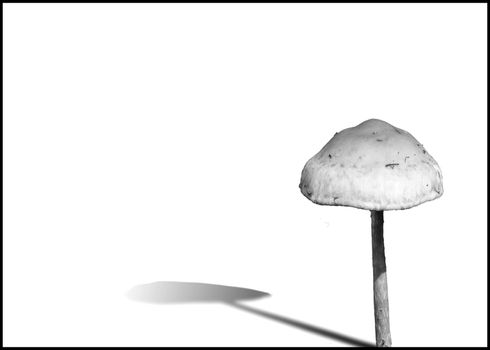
299,119,443,347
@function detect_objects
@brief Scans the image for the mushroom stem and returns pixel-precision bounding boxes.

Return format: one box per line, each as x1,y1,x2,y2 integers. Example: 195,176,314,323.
371,210,392,347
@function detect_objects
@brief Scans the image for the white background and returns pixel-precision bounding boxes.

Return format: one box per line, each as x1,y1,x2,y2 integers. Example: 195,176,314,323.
3,3,487,347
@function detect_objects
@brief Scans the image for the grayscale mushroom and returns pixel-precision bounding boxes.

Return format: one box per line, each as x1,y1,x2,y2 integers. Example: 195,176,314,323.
299,119,443,347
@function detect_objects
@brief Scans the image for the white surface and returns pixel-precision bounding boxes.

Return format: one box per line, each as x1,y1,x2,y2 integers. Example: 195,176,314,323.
3,3,487,347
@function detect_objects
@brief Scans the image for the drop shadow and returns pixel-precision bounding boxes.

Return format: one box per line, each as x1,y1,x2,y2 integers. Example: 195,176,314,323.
127,281,374,347
127,281,270,304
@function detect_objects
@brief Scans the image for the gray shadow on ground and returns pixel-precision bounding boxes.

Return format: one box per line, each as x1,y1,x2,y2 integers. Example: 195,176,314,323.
127,281,374,347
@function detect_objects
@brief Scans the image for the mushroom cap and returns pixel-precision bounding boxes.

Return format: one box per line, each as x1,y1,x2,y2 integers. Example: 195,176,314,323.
299,119,443,210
